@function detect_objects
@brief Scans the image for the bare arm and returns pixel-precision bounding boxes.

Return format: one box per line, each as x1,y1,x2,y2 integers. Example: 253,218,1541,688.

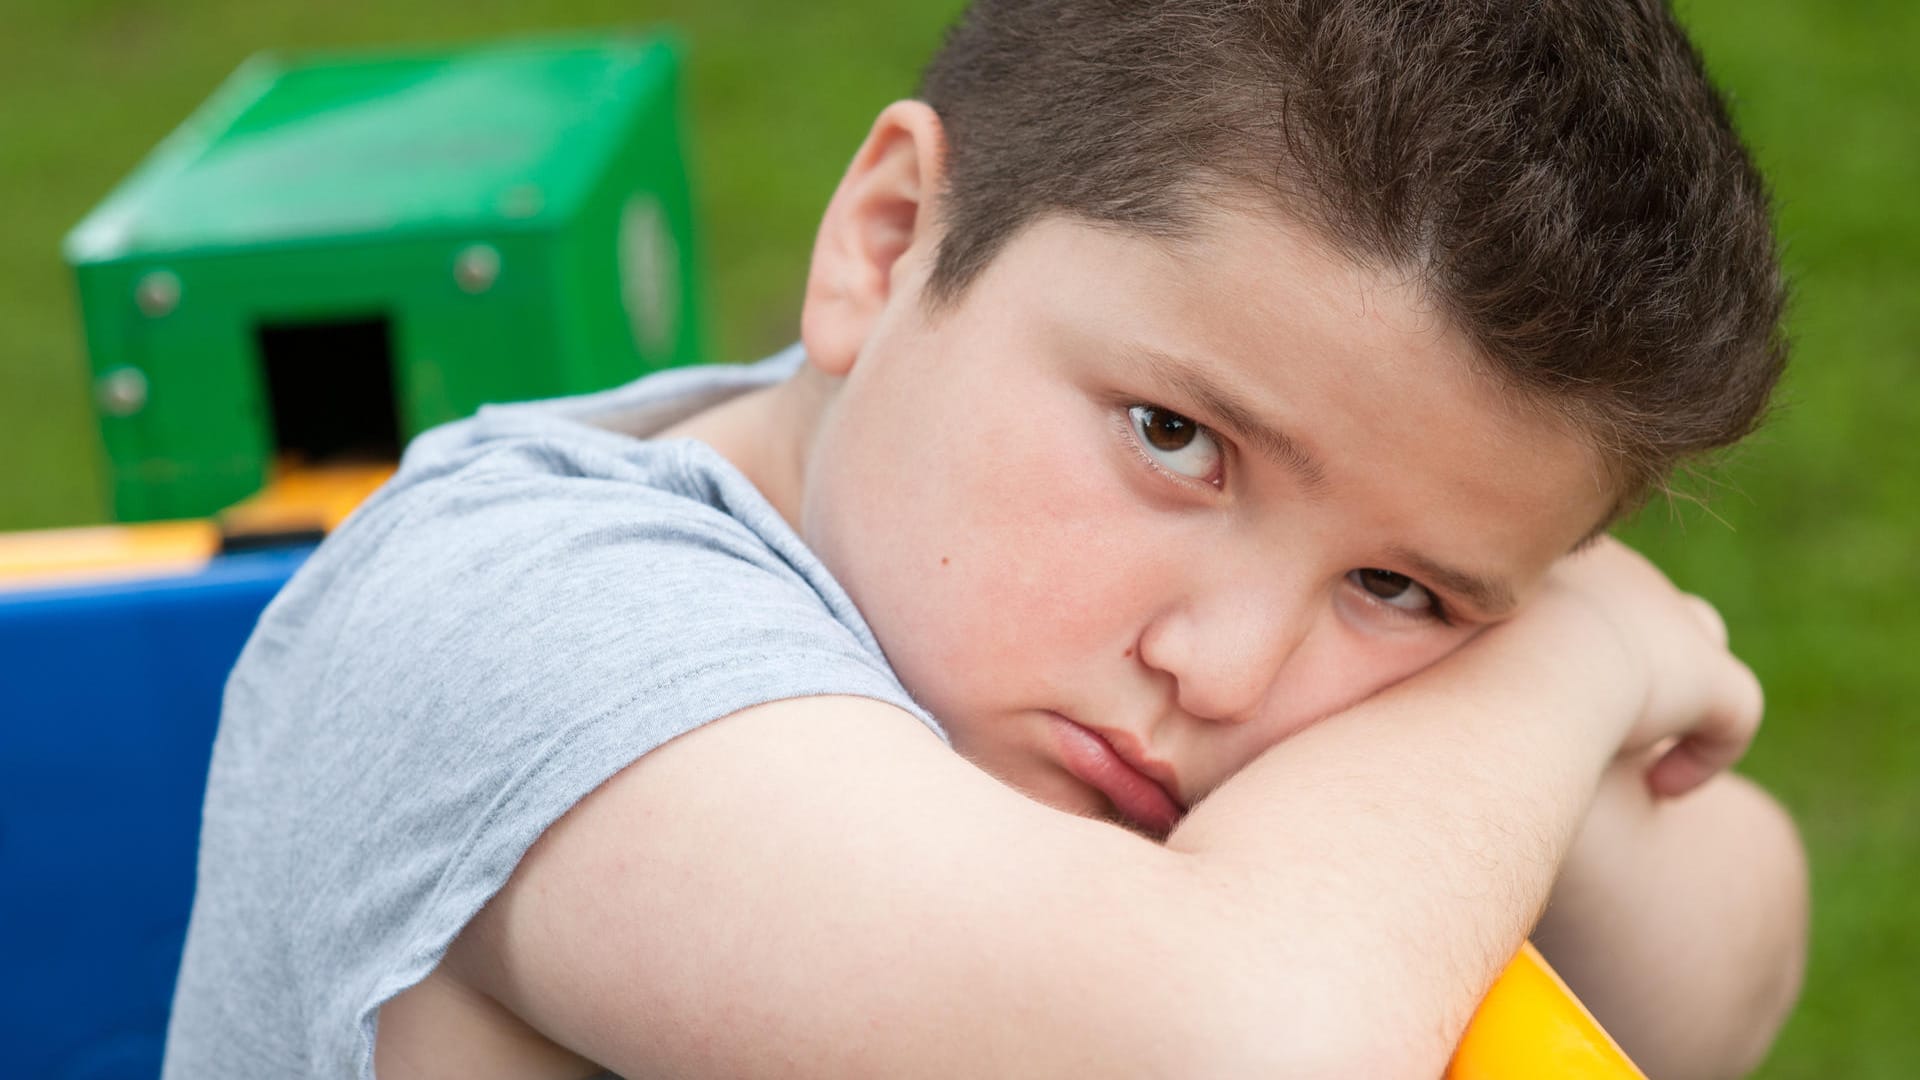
444,542,1757,1078
1534,759,1810,1079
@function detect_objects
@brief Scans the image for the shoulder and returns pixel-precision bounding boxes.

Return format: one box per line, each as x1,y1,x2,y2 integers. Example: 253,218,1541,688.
191,431,943,1075
259,429,928,728
425,444,900,691
220,420,888,752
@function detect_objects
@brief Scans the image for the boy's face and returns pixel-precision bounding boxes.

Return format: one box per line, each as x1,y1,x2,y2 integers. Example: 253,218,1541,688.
791,108,1613,837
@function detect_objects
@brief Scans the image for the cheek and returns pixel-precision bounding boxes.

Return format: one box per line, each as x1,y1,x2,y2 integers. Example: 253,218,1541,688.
1256,616,1475,742
1172,613,1476,802
813,404,1156,720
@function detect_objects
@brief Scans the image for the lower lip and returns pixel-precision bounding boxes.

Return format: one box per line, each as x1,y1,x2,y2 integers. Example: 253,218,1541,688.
1047,714,1182,837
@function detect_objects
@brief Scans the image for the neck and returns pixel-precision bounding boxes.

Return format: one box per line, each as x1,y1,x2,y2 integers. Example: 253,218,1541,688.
658,361,836,535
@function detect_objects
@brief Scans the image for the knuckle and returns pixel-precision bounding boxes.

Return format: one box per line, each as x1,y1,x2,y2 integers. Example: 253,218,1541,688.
1685,594,1729,646
1737,663,1766,726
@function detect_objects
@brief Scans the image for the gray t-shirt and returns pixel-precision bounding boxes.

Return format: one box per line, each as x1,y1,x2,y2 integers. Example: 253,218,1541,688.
163,346,941,1079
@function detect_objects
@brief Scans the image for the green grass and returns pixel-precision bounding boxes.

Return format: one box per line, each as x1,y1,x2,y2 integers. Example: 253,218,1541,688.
3,1,1915,1074
1620,4,1920,1075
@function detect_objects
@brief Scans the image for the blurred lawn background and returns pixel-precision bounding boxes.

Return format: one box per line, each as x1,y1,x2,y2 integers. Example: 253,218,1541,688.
0,0,1912,1075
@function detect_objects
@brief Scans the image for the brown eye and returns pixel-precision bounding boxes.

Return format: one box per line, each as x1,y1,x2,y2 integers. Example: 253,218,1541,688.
1348,568,1440,618
1138,406,1197,451
1357,569,1412,599
1127,404,1223,483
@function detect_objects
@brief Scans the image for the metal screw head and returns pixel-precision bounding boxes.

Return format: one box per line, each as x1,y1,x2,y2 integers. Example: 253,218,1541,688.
453,244,502,294
134,270,181,318
497,183,545,220
97,366,149,417
619,193,680,356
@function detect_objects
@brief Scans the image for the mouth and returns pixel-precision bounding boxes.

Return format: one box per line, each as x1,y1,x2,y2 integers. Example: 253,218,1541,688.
1045,713,1186,838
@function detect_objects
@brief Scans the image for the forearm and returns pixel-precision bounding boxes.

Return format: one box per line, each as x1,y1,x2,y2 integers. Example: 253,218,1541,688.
1167,614,1631,1075
1532,761,1809,1079
460,686,1622,1080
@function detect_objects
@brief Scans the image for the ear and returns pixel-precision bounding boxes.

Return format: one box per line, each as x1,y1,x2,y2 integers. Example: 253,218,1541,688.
800,100,947,378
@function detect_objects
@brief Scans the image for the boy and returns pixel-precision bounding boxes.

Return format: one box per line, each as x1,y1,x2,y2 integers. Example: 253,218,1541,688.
165,2,1808,1078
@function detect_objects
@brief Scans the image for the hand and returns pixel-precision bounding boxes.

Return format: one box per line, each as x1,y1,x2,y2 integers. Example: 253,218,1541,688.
1512,537,1763,797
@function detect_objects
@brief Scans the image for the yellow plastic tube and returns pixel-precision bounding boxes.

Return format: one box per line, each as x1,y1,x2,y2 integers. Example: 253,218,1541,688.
1446,942,1646,1079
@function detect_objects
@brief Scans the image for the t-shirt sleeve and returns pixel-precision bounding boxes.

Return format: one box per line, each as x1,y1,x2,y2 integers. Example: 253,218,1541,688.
202,440,935,1075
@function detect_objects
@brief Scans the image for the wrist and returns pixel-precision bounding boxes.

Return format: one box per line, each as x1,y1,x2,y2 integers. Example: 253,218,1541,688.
1461,592,1645,764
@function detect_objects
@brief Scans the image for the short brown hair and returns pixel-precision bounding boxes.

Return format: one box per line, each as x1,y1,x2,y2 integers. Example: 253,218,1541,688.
918,0,1787,508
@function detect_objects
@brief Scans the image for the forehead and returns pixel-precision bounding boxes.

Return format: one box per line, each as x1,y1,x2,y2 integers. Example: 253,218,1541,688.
925,205,1615,596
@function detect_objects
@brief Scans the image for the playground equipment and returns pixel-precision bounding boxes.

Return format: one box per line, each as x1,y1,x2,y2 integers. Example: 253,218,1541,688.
1,33,703,1078
1449,943,1645,1078
64,32,701,524
0,32,1644,1080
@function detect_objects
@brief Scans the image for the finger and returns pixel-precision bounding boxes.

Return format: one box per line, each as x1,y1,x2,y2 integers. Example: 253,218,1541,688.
1646,737,1725,798
1646,660,1763,798
1684,594,1728,648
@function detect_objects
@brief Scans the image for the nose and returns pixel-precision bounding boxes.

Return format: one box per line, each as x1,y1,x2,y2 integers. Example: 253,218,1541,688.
1135,578,1314,724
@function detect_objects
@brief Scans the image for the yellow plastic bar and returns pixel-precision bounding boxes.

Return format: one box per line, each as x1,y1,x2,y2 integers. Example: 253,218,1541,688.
0,461,393,591
0,519,222,589
219,460,393,535
1446,942,1646,1079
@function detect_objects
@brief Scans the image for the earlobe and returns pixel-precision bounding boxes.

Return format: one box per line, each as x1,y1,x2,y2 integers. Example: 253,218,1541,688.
800,100,947,378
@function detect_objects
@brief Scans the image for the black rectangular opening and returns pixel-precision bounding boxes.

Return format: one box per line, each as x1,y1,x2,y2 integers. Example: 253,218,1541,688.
255,315,402,463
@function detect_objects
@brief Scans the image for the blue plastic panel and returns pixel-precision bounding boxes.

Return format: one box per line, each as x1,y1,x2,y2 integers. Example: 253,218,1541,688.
0,549,310,1080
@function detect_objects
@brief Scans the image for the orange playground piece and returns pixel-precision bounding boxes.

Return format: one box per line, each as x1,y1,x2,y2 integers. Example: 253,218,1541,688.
1447,942,1646,1079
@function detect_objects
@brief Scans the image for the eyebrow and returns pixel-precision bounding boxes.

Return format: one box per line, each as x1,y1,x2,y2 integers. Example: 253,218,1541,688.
1384,545,1519,618
1113,342,1330,493
1110,340,1516,618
